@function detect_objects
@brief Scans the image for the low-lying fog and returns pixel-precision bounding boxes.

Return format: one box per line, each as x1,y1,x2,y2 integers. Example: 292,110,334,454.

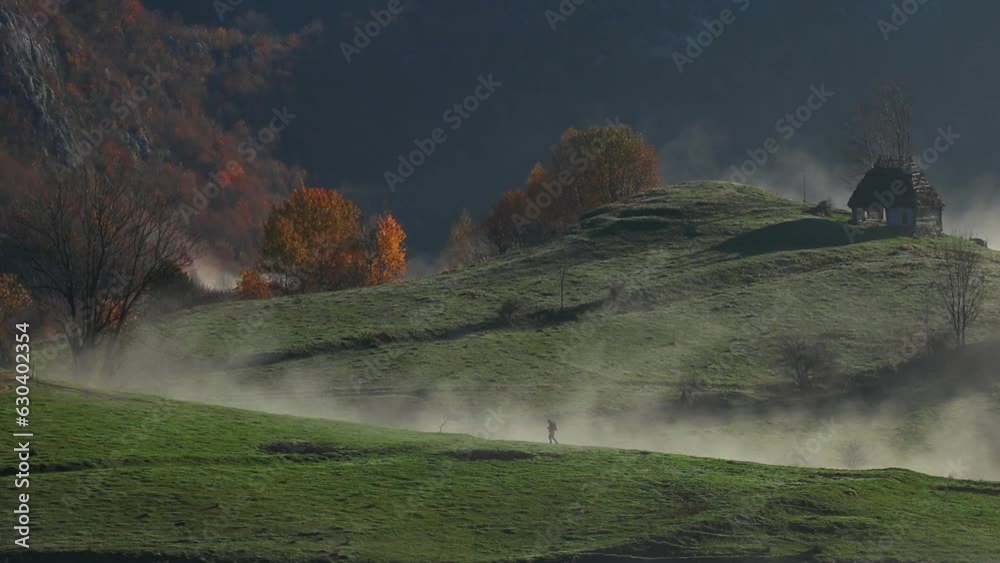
61,347,1000,482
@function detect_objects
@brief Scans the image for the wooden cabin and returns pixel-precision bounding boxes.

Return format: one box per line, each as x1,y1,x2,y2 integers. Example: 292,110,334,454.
847,158,944,235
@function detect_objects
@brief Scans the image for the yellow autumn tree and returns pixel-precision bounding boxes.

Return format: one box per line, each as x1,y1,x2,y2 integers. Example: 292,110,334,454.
367,213,407,285
441,209,493,271
260,187,366,293
549,124,661,210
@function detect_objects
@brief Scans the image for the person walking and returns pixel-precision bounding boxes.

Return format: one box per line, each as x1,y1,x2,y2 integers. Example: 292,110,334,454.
547,419,558,445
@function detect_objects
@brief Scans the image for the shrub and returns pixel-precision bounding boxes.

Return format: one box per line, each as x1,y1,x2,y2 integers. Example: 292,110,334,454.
809,199,834,217
145,263,229,314
682,220,702,238
677,375,705,406
924,329,955,357
607,281,627,303
778,336,837,392
236,269,273,300
496,298,530,326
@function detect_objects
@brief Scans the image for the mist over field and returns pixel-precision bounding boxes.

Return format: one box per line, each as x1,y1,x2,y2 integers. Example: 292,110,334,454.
67,351,1000,482
3,1,1000,561
60,269,1000,485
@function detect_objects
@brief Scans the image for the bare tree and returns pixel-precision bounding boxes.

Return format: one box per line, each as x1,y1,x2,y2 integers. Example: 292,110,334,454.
10,158,193,373
438,415,452,433
840,441,868,470
778,337,836,392
558,262,569,312
930,236,993,348
846,81,913,179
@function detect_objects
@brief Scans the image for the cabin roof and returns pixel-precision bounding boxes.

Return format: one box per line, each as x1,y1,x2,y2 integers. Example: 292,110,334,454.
848,158,944,210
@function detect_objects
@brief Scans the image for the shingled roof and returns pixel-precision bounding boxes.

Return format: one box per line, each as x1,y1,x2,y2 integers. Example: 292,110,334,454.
848,158,945,210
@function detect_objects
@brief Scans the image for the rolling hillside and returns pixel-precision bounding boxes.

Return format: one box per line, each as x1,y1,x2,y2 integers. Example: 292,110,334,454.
14,182,1000,562
4,379,1000,562
104,182,1000,416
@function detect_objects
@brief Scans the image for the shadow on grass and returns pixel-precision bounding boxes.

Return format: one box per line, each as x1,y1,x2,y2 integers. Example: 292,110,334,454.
224,299,611,371
713,218,902,257
852,338,1000,408
675,337,1000,419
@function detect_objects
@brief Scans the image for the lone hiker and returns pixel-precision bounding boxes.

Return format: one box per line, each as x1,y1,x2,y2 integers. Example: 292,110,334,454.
547,419,558,445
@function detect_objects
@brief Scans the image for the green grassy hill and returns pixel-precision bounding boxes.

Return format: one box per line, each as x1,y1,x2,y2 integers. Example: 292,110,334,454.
18,183,1000,561
5,381,1000,562
116,182,1000,415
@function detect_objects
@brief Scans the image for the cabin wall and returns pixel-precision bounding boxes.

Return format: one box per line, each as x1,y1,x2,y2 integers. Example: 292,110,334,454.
916,208,944,235
887,208,915,227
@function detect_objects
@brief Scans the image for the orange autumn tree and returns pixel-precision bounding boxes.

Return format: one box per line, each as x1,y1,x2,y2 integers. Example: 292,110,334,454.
366,213,408,285
236,269,272,300
0,274,31,323
260,187,366,293
0,274,31,366
481,122,660,255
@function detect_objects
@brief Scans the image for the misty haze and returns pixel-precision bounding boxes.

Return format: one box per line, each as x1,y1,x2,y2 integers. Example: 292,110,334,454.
0,1,998,562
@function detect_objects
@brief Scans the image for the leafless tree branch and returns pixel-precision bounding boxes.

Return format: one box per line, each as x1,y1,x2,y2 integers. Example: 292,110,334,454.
930,236,993,348
11,157,193,373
